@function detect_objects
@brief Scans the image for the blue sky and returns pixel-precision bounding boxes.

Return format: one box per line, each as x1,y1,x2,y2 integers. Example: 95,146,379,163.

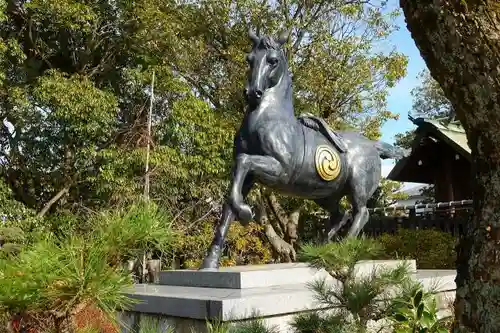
378,9,427,179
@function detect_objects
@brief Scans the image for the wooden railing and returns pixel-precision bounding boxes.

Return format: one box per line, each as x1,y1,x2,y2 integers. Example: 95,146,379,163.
364,200,473,237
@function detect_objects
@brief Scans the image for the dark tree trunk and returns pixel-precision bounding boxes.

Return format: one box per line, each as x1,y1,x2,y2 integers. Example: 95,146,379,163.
399,1,500,332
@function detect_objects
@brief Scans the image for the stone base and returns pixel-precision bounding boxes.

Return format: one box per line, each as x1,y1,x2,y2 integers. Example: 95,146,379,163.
120,261,455,333
157,260,416,289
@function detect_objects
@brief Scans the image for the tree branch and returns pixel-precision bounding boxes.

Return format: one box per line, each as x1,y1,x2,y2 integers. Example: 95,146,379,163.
264,191,288,233
287,206,301,244
36,184,71,218
256,197,296,262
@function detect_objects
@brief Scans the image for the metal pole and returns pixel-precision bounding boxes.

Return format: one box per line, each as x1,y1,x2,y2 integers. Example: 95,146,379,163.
141,71,155,283
144,71,155,200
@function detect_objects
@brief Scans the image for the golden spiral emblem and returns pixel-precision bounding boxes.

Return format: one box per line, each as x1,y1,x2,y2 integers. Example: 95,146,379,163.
315,145,341,181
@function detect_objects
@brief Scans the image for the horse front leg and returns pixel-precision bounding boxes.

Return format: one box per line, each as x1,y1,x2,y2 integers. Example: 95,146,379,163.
200,177,254,271
199,203,235,271
230,153,285,224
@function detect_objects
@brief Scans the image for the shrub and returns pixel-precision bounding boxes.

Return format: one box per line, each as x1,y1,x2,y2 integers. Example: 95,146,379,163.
205,317,279,333
0,226,25,258
0,237,134,333
174,221,273,269
230,320,280,333
388,283,451,333
375,228,457,269
294,237,413,332
0,201,176,332
294,237,450,333
93,201,176,266
291,311,348,333
137,316,175,333
73,305,119,333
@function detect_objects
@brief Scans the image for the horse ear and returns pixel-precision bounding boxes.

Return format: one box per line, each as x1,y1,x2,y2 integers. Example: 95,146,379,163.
277,29,290,45
248,28,259,45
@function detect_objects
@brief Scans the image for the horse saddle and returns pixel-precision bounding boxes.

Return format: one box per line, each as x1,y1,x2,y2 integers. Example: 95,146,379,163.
297,113,347,153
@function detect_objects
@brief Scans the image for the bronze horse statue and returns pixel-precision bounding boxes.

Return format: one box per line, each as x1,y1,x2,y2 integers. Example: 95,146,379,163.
200,29,408,270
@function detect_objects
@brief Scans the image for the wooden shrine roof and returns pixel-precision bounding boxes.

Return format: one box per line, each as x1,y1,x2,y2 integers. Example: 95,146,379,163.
387,116,471,183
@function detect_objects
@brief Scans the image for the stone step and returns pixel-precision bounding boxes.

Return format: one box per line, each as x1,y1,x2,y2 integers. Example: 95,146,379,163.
126,262,455,323
127,273,455,321
158,260,417,289
416,269,456,291
123,264,456,333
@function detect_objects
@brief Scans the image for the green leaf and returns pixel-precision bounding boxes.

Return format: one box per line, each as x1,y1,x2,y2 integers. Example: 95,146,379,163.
416,302,425,320
394,328,409,333
420,310,434,328
414,290,424,307
394,313,407,322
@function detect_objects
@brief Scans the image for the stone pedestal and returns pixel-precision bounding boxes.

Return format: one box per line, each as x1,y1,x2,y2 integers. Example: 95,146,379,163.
120,260,455,333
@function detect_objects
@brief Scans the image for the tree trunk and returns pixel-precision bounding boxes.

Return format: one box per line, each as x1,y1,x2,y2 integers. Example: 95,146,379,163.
255,190,297,262
265,192,288,235
399,1,500,332
36,185,71,218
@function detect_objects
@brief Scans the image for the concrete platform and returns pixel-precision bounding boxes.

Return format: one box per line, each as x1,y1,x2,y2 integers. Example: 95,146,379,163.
122,261,455,333
158,260,417,289
127,282,318,320
126,266,452,321
418,269,456,291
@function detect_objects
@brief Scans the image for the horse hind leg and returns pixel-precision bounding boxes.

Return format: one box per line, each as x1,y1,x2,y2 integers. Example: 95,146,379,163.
347,203,369,237
328,210,351,240
314,196,349,242
346,170,379,237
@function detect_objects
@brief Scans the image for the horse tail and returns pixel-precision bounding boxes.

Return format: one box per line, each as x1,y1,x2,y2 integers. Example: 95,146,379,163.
374,141,410,160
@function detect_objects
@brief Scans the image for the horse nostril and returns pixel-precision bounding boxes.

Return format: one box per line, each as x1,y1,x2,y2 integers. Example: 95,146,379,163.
255,90,263,98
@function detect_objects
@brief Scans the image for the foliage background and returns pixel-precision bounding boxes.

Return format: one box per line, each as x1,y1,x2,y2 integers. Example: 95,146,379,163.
0,0,411,267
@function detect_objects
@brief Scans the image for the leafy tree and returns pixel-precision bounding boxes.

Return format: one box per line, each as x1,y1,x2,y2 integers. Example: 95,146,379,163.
143,0,407,134
416,186,435,205
0,179,34,219
394,69,454,150
411,70,454,120
0,0,236,264
400,0,500,331
394,131,415,151
367,178,408,208
0,0,409,266
0,179,32,258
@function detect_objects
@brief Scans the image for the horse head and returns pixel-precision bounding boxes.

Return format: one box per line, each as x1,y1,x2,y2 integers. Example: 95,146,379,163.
244,29,290,107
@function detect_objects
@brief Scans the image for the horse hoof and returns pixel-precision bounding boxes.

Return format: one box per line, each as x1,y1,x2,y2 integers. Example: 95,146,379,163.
199,267,218,272
238,204,254,225
199,260,219,271
199,254,220,270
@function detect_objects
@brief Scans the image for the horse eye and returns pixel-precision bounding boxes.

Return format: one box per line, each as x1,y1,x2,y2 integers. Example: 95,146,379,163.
268,57,278,65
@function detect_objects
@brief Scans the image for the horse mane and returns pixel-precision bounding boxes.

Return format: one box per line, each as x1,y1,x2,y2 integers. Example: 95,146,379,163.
256,36,281,51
